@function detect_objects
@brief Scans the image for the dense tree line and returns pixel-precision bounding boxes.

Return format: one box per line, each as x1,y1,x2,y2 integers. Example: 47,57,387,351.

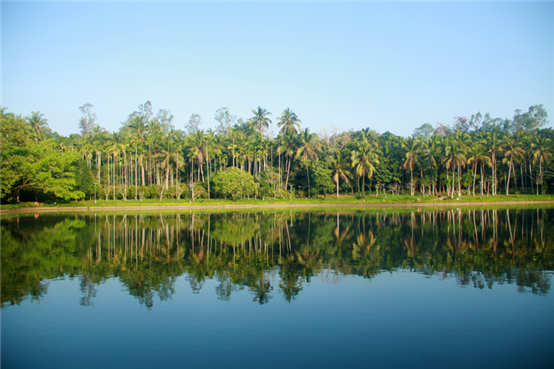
1,102,553,203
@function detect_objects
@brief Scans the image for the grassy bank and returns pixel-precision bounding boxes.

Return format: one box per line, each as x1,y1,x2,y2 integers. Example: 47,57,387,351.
2,193,553,212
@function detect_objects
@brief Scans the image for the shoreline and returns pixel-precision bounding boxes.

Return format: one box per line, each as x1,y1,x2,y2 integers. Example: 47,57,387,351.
2,200,554,215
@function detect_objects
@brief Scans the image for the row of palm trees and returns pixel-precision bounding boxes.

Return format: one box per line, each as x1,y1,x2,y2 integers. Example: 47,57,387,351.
2,105,553,201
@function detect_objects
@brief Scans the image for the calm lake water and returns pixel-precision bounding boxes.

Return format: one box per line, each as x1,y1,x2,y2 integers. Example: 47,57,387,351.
2,208,554,369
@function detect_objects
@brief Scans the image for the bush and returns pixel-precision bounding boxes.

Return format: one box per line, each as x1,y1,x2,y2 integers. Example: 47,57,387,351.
211,167,258,200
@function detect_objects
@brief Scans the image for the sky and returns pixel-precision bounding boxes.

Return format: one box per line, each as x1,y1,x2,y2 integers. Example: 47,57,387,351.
2,1,553,137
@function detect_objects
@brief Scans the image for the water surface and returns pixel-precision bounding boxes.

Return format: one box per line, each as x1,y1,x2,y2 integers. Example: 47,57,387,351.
2,208,553,368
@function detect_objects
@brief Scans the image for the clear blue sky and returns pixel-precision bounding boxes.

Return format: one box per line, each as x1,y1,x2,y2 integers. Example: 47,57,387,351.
2,1,553,137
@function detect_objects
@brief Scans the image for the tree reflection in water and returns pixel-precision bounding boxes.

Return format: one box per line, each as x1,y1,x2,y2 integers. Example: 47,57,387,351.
2,208,553,308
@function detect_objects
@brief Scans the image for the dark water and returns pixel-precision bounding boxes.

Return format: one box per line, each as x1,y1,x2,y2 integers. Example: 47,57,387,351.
2,208,554,369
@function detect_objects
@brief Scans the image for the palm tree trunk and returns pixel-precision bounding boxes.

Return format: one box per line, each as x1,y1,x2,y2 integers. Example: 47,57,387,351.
457,163,461,198
530,162,534,195
481,163,485,197
506,158,512,195
537,156,544,195
450,163,456,198
306,165,310,198
285,156,291,191
472,164,477,196
408,168,414,197
135,147,138,199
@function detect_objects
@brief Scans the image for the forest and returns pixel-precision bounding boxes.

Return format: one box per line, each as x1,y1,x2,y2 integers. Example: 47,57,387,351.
1,102,552,203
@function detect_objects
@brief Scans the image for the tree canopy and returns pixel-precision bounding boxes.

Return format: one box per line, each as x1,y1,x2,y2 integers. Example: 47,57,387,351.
1,102,553,204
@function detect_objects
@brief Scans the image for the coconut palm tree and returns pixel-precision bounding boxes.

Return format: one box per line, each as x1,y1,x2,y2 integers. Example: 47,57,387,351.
442,137,461,198
277,130,298,191
502,135,525,195
467,142,491,196
484,127,503,195
329,152,351,198
108,132,127,200
249,106,272,139
128,115,149,182
27,111,51,141
277,108,301,135
187,130,207,182
296,128,321,197
401,137,420,196
351,142,379,196
531,134,552,195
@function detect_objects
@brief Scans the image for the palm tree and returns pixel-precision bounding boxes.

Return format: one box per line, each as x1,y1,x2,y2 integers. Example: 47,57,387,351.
484,127,503,195
442,137,460,198
401,137,420,196
531,134,552,195
156,134,174,190
27,111,51,141
296,128,321,197
108,132,127,200
502,134,525,195
277,108,301,135
351,142,379,196
249,106,272,139
467,142,491,196
187,130,207,182
329,152,351,198
277,130,298,191
171,130,186,200
91,125,108,188
128,116,149,187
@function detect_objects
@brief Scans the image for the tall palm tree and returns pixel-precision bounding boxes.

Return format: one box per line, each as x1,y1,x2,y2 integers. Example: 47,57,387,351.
108,132,127,200
296,128,321,197
467,142,491,196
443,137,461,198
128,116,149,187
187,130,207,182
502,134,525,195
277,108,301,135
27,111,51,141
249,106,272,139
277,130,298,191
531,134,552,195
351,142,379,196
329,152,351,198
484,127,503,195
401,137,420,196
156,134,174,190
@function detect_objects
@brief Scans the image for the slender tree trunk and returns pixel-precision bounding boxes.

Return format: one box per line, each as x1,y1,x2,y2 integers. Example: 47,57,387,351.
506,158,512,196
537,156,544,194
135,147,138,199
450,163,456,198
530,162,534,195
457,163,461,198
207,144,210,199
306,165,310,198
519,163,525,192
410,169,414,196
481,163,485,197
471,164,477,196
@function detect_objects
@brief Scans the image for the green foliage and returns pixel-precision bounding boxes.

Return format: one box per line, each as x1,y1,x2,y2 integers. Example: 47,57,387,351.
211,167,258,200
74,159,96,198
257,169,281,198
210,214,260,246
310,159,335,196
